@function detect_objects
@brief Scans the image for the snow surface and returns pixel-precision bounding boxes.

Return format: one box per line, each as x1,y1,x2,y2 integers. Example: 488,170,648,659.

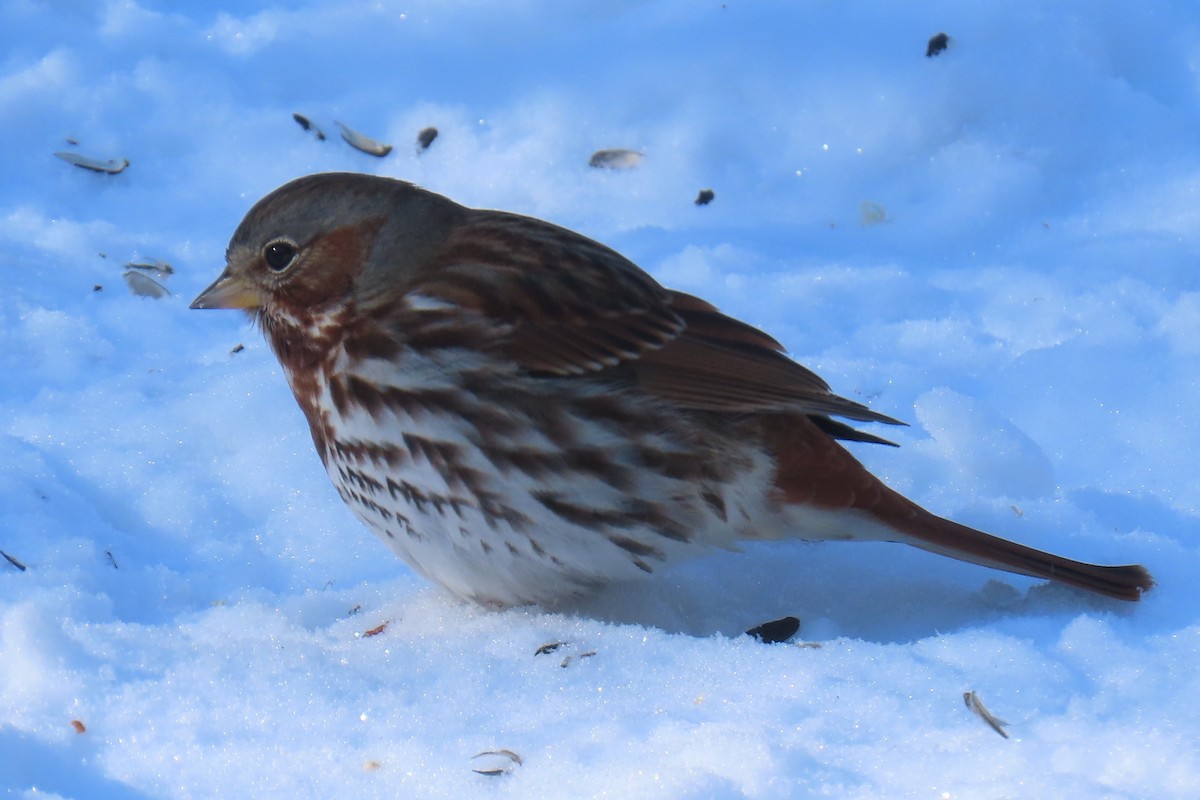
2,1,1198,797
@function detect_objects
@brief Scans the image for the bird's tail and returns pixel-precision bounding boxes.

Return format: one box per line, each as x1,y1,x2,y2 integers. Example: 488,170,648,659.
869,486,1153,601
768,416,1154,601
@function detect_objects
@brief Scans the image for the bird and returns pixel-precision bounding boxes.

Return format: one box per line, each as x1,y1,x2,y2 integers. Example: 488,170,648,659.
191,172,1153,608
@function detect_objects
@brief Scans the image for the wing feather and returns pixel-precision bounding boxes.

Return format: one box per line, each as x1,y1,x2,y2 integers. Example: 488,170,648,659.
402,209,903,436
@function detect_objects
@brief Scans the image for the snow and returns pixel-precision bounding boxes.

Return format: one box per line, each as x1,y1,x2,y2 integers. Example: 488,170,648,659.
1,1,1198,797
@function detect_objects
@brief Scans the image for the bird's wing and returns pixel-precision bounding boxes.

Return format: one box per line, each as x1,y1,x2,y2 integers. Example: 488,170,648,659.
404,211,683,371
633,291,901,427
405,210,902,431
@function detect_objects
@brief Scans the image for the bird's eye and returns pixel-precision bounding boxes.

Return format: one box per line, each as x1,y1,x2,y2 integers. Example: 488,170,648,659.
263,238,299,273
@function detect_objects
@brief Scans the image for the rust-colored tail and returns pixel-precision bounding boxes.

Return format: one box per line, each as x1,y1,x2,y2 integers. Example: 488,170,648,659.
769,416,1154,602
869,486,1154,601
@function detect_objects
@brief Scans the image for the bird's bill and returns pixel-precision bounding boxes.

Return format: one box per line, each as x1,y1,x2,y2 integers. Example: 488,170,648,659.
190,270,263,310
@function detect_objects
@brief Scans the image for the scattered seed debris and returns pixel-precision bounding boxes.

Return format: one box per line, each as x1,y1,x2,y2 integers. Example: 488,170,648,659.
694,188,715,206
230,343,245,355
745,616,801,644
363,759,382,772
292,112,327,141
93,285,103,292
348,604,363,616
471,749,522,776
589,148,644,169
336,121,393,157
534,640,597,667
560,650,597,669
1010,505,1024,518
963,690,1010,739
125,259,174,277
859,200,888,226
1,550,27,572
417,126,438,151
105,550,119,569
71,719,86,734
123,270,171,299
926,32,951,57
362,620,389,638
54,151,130,174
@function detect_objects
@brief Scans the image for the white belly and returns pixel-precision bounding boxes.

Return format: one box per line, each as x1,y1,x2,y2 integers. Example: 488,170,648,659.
303,351,780,607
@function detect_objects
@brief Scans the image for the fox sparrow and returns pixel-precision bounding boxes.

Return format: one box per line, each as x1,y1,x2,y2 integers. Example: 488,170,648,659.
192,173,1152,607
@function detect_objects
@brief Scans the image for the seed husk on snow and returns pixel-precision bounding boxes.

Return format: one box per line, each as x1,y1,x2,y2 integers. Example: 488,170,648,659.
123,270,171,299
361,620,389,638
963,690,1010,739
926,32,951,57
588,148,644,169
471,749,522,776
745,616,801,644
55,151,130,174
859,200,888,226
125,259,174,278
559,650,597,669
337,122,393,157
416,126,438,151
292,112,327,141
534,641,566,656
